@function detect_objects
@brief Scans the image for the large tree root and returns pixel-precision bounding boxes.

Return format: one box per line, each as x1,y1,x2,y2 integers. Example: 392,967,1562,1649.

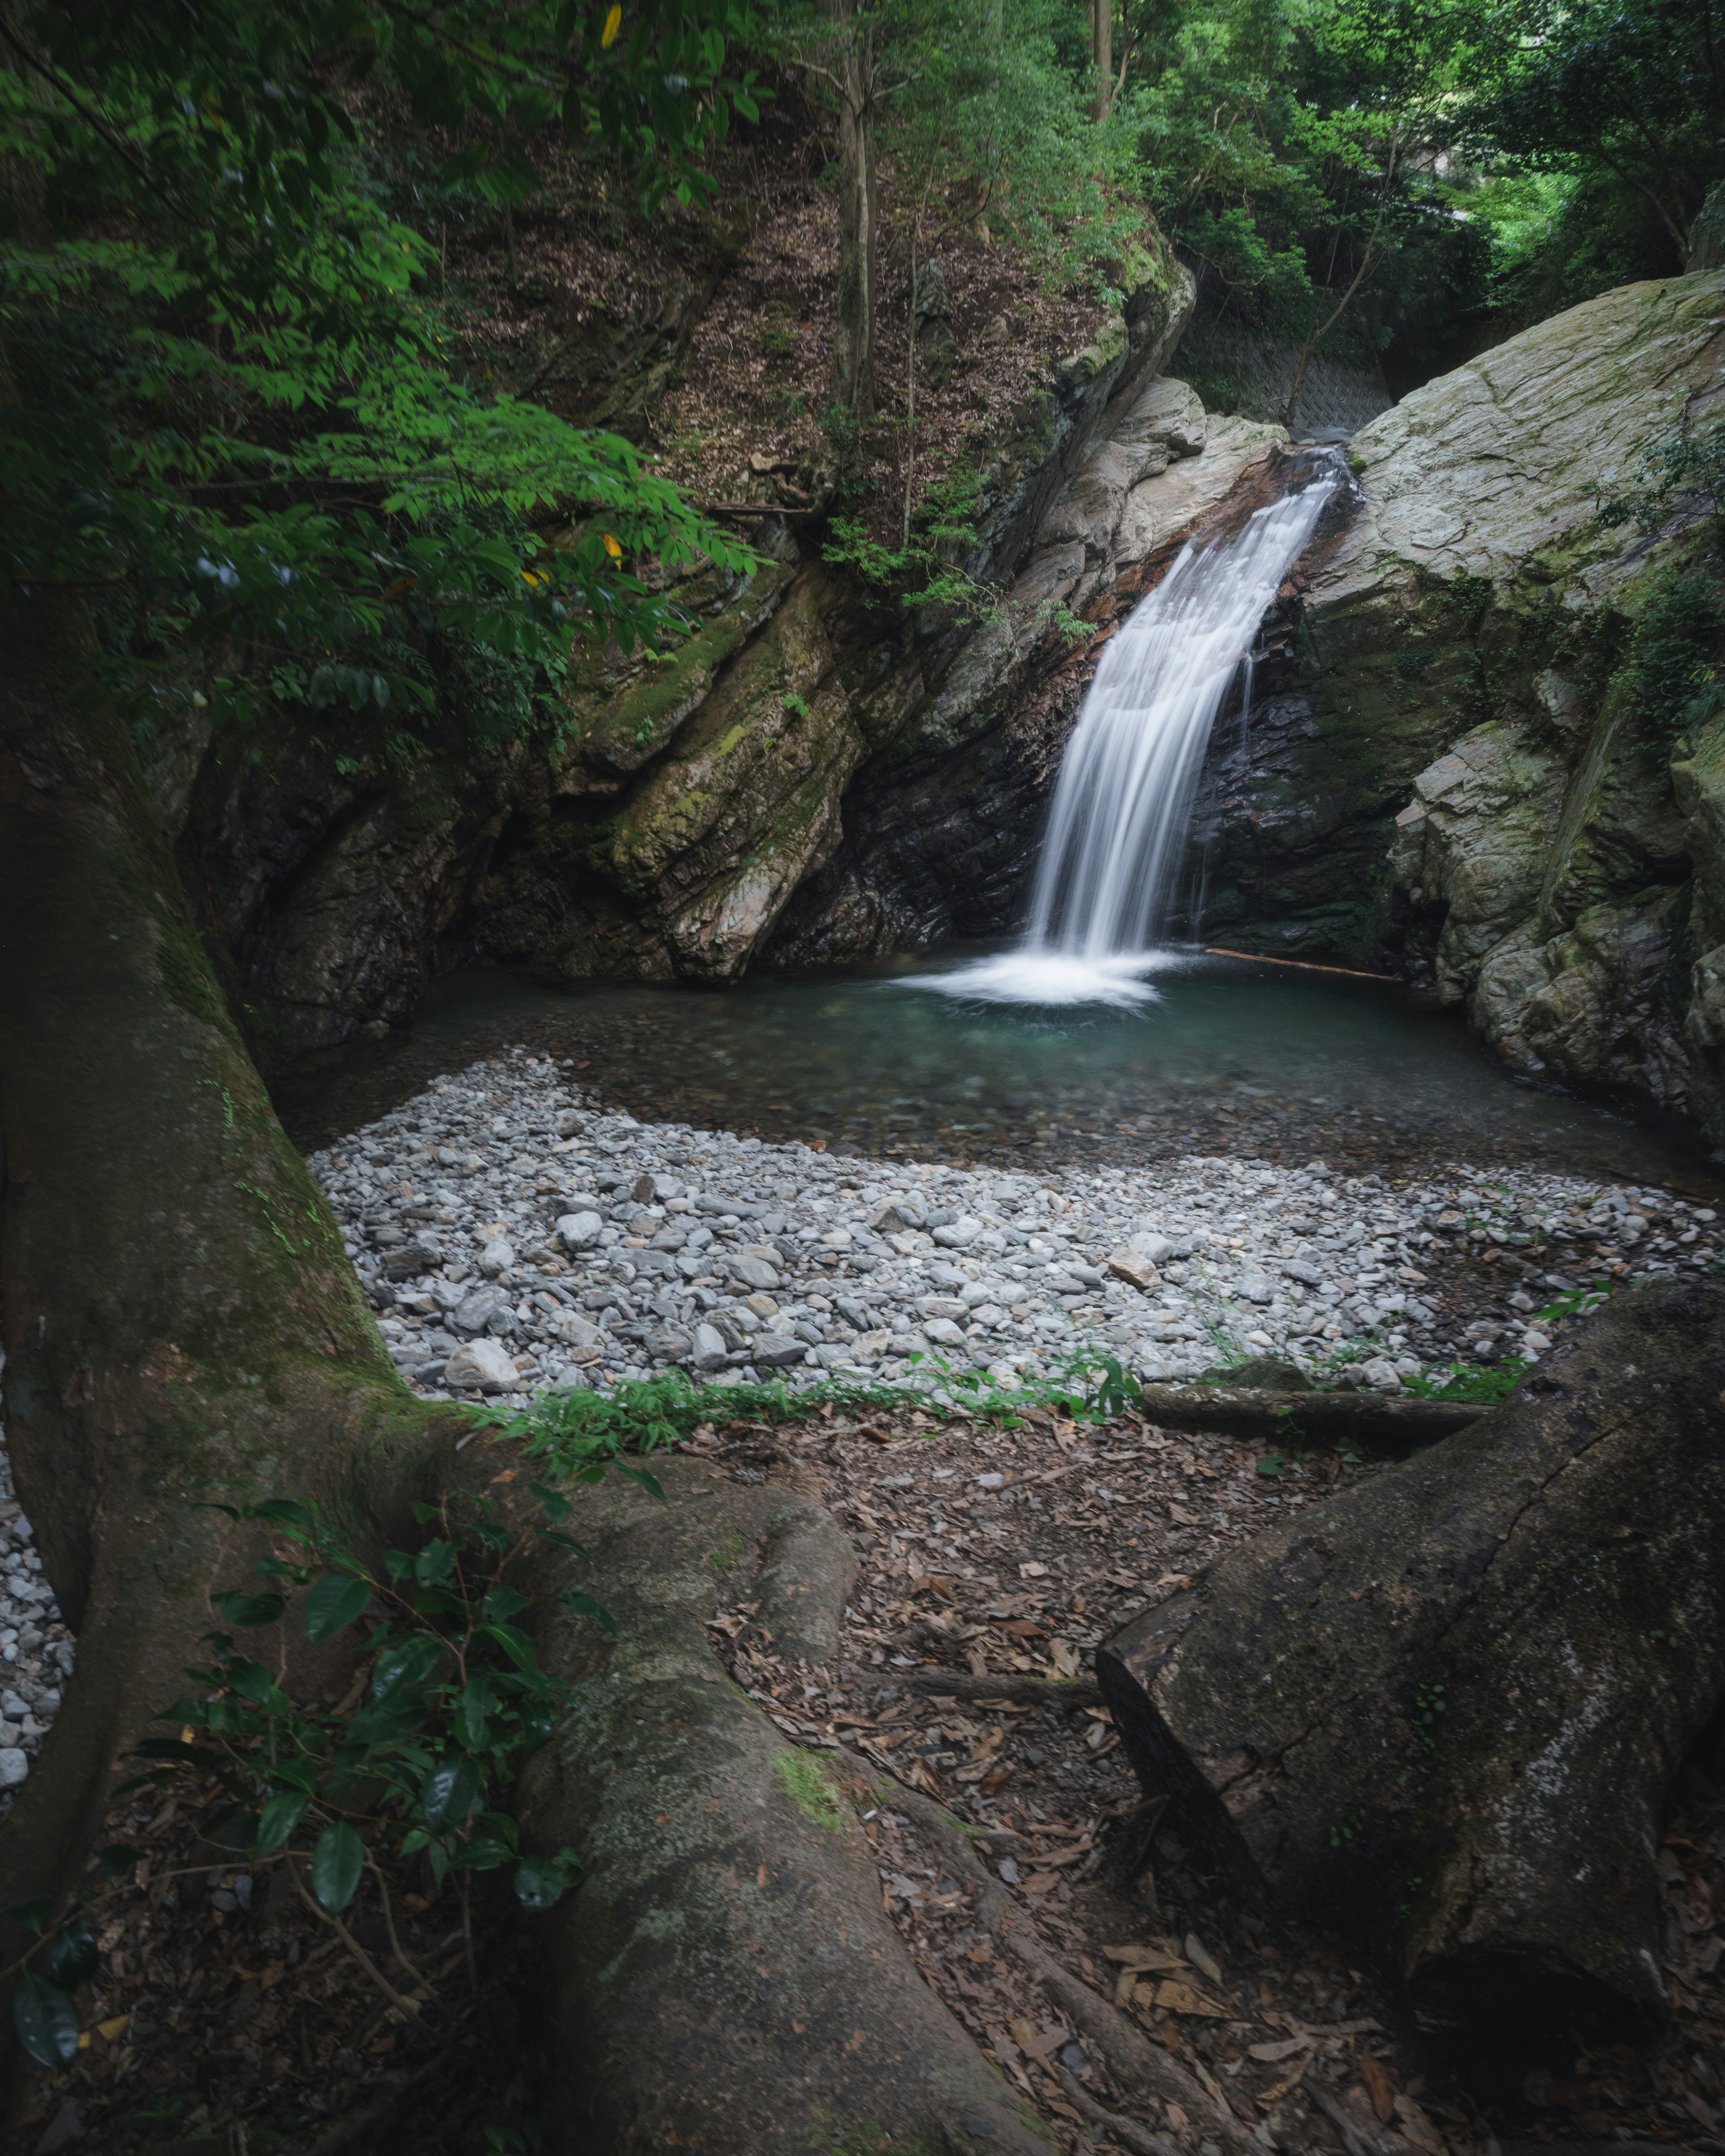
522,1457,1053,2155
1136,1384,1482,1454
1100,1280,1725,2049
849,1763,1256,2156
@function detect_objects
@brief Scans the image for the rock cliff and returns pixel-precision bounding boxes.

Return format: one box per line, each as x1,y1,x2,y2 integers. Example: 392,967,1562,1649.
167,234,1208,1070
1161,271,1722,1135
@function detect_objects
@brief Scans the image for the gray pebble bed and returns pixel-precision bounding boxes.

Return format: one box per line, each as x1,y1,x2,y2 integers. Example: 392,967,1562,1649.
308,1047,1721,1409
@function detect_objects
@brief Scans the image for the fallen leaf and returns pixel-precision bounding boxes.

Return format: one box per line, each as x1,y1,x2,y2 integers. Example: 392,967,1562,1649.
1360,2051,1396,2121
1008,2016,1068,2060
1184,1931,1223,1984
1249,2036,1314,2063
1256,2058,1310,2109
1102,1943,1185,1971
1153,1980,1231,2018
1018,1872,1063,1895
96,2014,130,2042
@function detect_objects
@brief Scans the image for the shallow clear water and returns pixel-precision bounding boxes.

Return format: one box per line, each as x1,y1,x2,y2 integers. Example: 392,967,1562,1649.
285,944,1724,1196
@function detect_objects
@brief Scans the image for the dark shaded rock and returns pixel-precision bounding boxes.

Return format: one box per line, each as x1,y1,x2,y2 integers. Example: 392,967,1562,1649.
1103,1278,1725,2052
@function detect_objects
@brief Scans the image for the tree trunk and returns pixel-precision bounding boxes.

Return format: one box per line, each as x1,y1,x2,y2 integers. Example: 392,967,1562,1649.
829,0,876,417
1097,1278,1725,2053
0,597,1084,2147
1090,0,1114,121
520,1455,1052,2154
0,593,460,2103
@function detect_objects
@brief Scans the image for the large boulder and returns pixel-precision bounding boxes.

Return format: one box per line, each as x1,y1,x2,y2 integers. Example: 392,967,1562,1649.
1181,270,1725,1134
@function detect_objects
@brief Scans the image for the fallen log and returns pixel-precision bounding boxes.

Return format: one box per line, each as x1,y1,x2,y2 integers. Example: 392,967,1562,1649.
522,1455,1051,2156
1137,1381,1483,1454
1099,1279,1725,2049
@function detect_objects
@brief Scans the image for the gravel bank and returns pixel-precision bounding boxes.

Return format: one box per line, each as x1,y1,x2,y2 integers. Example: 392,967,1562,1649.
309,1047,1723,1407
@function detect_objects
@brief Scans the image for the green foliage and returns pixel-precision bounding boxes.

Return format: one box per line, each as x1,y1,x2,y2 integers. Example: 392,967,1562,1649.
9,1470,642,2067
777,0,1153,297
1622,568,1725,739
1597,431,1725,539
1454,0,1722,296
1399,1359,1530,1402
823,463,996,621
0,0,758,748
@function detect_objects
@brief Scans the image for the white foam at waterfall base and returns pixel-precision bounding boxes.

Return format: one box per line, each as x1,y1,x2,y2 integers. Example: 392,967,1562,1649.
905,946,1181,1007
911,465,1337,1010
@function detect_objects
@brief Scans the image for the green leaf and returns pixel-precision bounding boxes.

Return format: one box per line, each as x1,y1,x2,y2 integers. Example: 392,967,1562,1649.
420,1754,481,1830
13,1973,79,2066
310,1820,364,1913
457,1678,499,1749
212,1591,288,1628
370,1633,443,1702
614,1463,666,1501
304,1572,371,1642
249,1498,317,1532
255,1790,311,1856
97,1846,140,1882
562,1590,618,1638
49,1926,99,1989
6,1896,53,1935
513,1852,576,1911
481,1582,529,1622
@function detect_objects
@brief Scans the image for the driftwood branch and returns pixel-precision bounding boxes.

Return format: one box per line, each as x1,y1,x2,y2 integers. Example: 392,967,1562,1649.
1137,1382,1483,1454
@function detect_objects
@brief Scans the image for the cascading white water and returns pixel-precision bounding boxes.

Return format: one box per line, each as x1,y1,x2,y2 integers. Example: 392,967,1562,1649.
913,467,1336,1007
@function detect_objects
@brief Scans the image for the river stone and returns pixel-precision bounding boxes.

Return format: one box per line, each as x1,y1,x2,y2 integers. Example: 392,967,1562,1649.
452,1284,515,1336
753,1333,806,1367
690,1323,729,1372
381,1241,439,1281
553,1313,609,1354
924,1318,969,1346
1195,1356,1315,1392
475,1237,516,1278
920,1296,969,1320
1239,1272,1276,1304
557,1210,604,1250
443,1338,519,1392
732,1255,780,1290
1107,1250,1160,1290
1282,1259,1325,1286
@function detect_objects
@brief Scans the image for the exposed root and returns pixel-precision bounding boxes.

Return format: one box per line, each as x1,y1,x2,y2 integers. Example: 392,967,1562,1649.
843,1753,1258,2156
904,1669,1106,1709
1053,2057,1181,2156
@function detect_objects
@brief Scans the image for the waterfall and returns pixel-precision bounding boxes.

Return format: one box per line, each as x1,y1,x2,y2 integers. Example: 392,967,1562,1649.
915,464,1336,1006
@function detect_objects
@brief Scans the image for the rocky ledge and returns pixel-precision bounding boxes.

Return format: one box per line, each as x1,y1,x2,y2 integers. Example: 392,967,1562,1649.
305,1050,1721,1407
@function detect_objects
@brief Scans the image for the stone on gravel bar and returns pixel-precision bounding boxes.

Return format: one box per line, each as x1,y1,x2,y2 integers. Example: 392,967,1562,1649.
442,1338,520,1392
557,1210,604,1250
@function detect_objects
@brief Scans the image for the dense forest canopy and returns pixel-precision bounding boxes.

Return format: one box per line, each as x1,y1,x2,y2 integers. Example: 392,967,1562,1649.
2,0,1719,760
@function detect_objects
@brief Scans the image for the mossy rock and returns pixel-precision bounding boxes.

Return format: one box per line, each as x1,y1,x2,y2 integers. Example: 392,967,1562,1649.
1194,1357,1315,1392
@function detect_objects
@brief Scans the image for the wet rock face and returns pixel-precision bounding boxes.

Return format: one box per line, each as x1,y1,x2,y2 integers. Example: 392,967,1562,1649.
1170,269,1725,1140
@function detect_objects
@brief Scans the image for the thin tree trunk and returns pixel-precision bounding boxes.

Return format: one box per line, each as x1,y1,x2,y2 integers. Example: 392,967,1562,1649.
1282,242,1377,432
1090,0,1114,121
829,0,876,417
